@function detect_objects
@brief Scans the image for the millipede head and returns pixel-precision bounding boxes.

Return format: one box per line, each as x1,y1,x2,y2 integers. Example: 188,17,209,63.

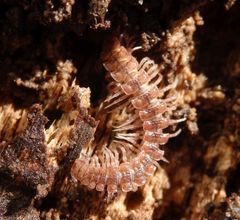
101,36,121,61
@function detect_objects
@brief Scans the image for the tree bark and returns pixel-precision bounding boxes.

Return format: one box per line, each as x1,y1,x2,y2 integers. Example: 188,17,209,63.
0,0,240,219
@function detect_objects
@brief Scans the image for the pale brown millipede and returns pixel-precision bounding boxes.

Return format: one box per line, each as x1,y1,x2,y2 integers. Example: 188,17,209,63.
71,36,185,197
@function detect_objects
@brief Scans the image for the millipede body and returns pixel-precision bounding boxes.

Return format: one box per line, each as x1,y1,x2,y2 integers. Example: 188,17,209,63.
71,36,185,197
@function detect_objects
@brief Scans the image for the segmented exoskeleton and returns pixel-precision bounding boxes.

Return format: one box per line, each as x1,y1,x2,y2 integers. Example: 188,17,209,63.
71,36,185,197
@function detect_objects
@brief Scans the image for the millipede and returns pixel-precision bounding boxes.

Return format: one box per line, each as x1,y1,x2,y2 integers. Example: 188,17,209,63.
71,35,185,197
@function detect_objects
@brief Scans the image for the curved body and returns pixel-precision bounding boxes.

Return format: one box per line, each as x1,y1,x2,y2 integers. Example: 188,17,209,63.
71,37,185,196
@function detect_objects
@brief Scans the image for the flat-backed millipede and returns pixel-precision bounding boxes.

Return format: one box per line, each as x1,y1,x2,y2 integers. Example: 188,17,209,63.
71,36,185,197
